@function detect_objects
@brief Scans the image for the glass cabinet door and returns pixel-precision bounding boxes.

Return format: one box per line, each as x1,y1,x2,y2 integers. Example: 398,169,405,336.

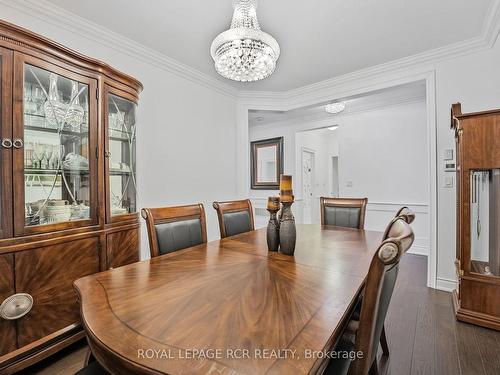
0,47,13,239
470,169,500,277
105,89,137,220
13,56,98,235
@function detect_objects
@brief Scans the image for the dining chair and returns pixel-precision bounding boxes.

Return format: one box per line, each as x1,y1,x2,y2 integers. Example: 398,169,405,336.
324,217,414,375
75,351,108,374
382,206,415,239
320,197,368,229
213,199,255,238
351,208,416,364
141,203,207,258
395,206,415,224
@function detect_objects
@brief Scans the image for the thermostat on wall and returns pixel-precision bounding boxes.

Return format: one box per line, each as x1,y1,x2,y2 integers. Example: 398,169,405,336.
444,162,456,172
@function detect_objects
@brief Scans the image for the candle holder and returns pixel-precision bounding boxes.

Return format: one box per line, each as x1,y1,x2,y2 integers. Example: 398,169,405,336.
278,175,296,255
279,200,296,255
266,197,280,252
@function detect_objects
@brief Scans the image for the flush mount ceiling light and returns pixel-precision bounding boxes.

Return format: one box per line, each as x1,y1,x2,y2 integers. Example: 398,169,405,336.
211,0,280,82
328,125,339,131
325,102,346,114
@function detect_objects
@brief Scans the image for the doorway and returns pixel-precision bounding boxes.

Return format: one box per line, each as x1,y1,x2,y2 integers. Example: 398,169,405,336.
331,156,339,197
302,148,315,224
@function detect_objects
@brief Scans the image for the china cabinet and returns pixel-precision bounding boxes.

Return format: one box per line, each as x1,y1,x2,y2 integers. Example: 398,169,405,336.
452,103,500,331
0,20,142,373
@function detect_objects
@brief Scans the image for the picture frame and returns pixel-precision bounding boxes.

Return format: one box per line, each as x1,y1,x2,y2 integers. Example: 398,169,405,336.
250,137,284,190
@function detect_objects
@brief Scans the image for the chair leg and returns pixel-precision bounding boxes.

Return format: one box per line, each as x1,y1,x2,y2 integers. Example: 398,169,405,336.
380,325,389,356
84,348,95,366
369,358,379,375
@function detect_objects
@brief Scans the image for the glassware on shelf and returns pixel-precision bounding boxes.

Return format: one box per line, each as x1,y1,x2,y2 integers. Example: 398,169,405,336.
33,86,46,116
62,152,89,171
32,141,44,169
24,141,34,168
49,144,64,170
24,64,92,228
24,84,38,116
66,81,84,131
108,94,137,216
43,73,68,130
42,144,53,170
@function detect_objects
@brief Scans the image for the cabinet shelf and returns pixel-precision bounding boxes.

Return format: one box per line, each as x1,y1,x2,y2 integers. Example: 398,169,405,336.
24,167,131,176
25,123,87,138
25,113,133,142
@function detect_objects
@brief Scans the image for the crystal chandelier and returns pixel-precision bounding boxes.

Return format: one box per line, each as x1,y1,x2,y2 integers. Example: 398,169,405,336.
211,0,280,82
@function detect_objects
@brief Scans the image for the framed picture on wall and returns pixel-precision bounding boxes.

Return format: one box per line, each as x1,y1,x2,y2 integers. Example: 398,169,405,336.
250,137,284,190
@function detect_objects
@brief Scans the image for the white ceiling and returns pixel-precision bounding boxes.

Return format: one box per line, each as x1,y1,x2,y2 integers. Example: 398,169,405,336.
46,0,493,92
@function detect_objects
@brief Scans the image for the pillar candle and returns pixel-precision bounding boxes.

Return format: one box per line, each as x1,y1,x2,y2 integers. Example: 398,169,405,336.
279,175,292,191
267,196,280,210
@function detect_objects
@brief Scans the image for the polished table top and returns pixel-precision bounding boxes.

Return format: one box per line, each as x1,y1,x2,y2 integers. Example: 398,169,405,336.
74,225,383,374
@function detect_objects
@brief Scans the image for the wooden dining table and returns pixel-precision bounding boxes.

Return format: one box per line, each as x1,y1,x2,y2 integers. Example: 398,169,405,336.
74,224,383,375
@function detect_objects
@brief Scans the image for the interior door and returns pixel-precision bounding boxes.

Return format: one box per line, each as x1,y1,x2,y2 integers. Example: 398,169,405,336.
12,52,99,236
302,149,314,224
0,47,13,239
331,156,339,197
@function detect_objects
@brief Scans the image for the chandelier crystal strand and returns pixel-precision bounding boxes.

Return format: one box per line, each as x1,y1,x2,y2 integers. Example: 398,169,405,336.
211,0,280,82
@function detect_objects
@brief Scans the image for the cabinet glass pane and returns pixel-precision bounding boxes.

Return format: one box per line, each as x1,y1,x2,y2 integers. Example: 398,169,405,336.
23,64,91,226
107,94,137,216
470,169,500,277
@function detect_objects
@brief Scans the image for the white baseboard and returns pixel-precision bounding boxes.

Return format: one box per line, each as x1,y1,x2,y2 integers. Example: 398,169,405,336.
436,277,457,292
407,245,429,256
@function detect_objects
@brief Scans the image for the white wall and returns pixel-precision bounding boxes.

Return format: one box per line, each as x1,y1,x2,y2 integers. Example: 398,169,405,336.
4,1,500,290
338,102,428,203
249,100,430,255
240,36,500,290
0,4,238,258
434,41,500,287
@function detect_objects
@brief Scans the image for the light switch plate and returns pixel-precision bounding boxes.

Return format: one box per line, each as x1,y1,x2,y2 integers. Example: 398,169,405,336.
444,176,454,188
443,149,454,161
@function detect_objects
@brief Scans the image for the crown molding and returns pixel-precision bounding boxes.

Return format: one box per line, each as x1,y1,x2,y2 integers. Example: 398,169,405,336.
250,90,426,129
2,0,499,102
239,0,500,102
0,0,239,98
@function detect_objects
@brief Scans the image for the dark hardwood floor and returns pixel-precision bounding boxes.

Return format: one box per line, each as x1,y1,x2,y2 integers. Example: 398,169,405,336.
21,254,500,375
385,254,500,375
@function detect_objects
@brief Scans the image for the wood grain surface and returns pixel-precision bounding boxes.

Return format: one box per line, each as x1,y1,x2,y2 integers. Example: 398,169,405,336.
75,225,383,374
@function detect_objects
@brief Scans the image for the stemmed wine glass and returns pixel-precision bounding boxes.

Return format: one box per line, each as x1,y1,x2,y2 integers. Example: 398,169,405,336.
50,144,64,170
43,144,53,170
33,142,44,169
24,84,38,118
33,86,46,117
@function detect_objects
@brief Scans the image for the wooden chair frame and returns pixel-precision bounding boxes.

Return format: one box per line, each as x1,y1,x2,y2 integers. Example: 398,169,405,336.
349,218,414,375
141,203,207,258
382,207,415,240
212,199,255,238
320,197,368,229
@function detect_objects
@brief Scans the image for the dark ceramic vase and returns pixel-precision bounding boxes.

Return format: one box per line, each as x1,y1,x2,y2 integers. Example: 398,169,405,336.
266,209,280,251
279,202,296,255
